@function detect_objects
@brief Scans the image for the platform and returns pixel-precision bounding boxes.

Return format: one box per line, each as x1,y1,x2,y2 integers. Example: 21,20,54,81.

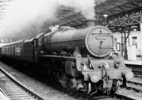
125,60,142,66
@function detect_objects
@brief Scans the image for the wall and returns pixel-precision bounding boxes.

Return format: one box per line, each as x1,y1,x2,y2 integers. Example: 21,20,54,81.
113,30,142,61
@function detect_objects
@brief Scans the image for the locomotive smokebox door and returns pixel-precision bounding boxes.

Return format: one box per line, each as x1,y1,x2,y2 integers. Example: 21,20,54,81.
85,26,113,57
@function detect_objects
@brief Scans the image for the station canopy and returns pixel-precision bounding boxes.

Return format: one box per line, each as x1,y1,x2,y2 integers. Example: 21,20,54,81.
96,0,142,16
59,0,142,28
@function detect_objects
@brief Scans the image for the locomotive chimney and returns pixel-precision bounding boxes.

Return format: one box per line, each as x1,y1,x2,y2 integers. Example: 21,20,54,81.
86,0,96,26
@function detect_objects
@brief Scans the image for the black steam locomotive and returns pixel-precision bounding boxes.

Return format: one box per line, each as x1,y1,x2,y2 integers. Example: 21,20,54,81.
0,25,133,95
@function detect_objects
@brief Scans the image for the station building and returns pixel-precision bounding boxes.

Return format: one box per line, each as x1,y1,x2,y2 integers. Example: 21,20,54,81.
96,0,142,61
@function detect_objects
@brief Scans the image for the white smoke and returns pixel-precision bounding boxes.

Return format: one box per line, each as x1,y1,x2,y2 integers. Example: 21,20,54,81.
0,0,95,40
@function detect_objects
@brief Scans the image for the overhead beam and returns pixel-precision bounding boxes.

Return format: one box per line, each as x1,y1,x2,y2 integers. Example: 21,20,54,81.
96,0,142,16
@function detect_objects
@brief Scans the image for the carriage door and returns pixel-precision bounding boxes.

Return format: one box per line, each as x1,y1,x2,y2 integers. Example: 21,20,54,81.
33,39,38,63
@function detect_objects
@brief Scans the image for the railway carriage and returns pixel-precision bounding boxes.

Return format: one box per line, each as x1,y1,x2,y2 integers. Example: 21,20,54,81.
1,40,23,58
1,39,35,62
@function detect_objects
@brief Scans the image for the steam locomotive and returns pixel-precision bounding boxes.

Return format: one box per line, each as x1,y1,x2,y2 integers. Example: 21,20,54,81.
0,25,133,95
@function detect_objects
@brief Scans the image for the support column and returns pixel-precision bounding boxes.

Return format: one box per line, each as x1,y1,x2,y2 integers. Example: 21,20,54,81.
140,14,142,32
140,23,142,32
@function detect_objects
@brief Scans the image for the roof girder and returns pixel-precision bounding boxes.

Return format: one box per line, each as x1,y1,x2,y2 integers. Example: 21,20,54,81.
96,0,142,16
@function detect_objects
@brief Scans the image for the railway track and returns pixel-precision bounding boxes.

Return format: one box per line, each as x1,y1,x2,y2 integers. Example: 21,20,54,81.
133,70,142,78
115,78,142,100
0,66,44,100
89,80,142,100
0,61,141,100
125,61,142,78
131,66,142,78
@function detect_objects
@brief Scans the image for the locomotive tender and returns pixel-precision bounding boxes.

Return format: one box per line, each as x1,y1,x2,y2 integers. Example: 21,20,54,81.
0,25,133,95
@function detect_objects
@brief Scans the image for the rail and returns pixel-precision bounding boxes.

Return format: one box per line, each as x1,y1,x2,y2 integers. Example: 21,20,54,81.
0,66,44,100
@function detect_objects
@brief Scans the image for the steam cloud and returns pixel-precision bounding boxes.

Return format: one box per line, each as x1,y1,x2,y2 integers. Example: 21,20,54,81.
0,0,95,41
